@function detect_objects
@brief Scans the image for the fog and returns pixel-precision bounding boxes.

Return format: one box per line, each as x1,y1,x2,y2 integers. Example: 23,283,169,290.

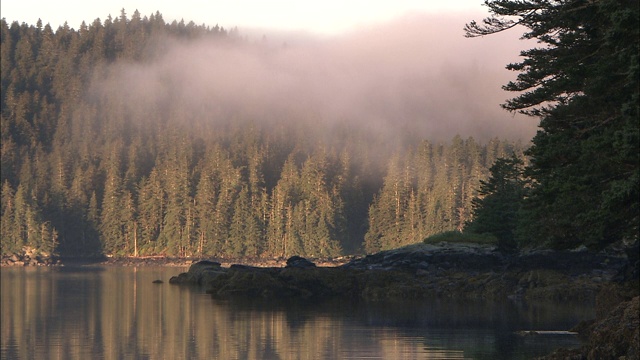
98,12,537,143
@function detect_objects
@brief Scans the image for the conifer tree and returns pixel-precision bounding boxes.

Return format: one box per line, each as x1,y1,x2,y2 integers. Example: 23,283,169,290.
465,156,527,250
466,0,639,249
1,182,19,255
137,168,165,254
194,167,218,255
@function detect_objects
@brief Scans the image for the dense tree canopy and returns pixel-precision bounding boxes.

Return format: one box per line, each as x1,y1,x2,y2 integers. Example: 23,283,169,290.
4,3,636,257
0,11,532,258
466,0,639,249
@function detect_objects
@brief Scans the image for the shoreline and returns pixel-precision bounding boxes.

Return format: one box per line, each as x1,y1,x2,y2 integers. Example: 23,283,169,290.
0,254,356,268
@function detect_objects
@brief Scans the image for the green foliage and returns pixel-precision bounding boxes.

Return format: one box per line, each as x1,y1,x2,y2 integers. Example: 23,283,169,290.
464,155,527,251
364,138,525,252
1,181,58,256
1,12,531,258
423,231,498,246
467,0,639,250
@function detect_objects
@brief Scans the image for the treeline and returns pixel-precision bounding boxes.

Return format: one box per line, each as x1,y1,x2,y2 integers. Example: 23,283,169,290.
364,137,524,252
0,11,526,258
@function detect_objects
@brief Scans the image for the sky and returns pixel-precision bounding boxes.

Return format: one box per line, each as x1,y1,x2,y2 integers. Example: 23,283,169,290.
1,0,488,35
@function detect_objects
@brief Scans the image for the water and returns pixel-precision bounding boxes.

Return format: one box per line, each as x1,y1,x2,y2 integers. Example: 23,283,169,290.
1,266,592,360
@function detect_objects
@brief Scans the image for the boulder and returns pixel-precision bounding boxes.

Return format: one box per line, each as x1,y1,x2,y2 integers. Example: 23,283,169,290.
169,260,225,286
285,256,316,269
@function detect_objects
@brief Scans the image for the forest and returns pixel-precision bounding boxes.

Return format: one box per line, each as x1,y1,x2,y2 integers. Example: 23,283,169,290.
1,1,637,259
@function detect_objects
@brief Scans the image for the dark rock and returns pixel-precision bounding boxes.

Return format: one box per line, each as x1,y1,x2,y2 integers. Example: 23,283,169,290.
571,319,596,341
229,264,262,270
540,277,639,360
190,260,221,270
169,260,226,286
587,296,639,359
211,268,293,299
169,242,636,304
152,280,164,284
285,256,316,269
169,273,189,284
595,284,628,321
614,241,640,283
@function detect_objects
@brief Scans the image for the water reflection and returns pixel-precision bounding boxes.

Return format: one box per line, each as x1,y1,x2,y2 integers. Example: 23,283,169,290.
1,267,591,359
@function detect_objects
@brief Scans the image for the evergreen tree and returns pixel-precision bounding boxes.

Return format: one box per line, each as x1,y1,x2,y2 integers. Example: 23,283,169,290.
1,182,19,255
194,166,218,255
157,136,193,256
465,156,527,250
466,0,639,249
137,168,165,254
364,154,408,252
228,185,253,256
99,146,125,255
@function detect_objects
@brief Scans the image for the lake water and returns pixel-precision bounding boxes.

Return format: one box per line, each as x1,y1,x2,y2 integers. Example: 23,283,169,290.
1,266,593,360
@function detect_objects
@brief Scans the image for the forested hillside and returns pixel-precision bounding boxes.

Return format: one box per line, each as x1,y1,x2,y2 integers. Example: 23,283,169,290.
1,10,528,258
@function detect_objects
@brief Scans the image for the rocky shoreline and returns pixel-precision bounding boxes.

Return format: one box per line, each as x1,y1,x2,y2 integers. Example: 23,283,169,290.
0,250,62,267
169,242,637,302
167,241,639,359
0,253,354,268
540,294,639,360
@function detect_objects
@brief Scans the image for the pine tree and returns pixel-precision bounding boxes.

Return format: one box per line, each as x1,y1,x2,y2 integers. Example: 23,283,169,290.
158,137,192,256
364,154,408,252
99,142,127,255
268,155,301,256
137,168,165,254
228,185,252,256
465,156,527,250
194,167,218,255
1,182,19,255
466,0,639,249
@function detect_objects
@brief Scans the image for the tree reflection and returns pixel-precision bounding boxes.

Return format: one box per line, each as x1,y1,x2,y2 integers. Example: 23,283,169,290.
1,267,590,359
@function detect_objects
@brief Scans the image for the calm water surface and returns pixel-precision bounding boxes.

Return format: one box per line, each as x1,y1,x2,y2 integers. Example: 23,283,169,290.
1,266,593,360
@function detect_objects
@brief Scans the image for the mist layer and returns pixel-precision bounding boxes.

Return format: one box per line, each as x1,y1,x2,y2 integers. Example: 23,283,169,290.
96,12,536,143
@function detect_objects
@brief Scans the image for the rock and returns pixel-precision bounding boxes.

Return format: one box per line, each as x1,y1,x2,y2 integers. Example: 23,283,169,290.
541,296,639,360
169,273,189,284
1,250,60,267
285,256,316,269
211,268,293,299
587,296,639,359
595,284,627,320
169,242,636,304
169,260,225,286
152,280,164,284
229,264,261,270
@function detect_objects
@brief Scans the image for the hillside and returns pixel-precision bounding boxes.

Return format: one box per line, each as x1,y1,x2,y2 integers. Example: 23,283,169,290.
0,12,526,258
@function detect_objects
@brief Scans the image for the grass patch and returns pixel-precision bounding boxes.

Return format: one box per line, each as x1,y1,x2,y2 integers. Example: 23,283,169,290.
423,231,498,246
